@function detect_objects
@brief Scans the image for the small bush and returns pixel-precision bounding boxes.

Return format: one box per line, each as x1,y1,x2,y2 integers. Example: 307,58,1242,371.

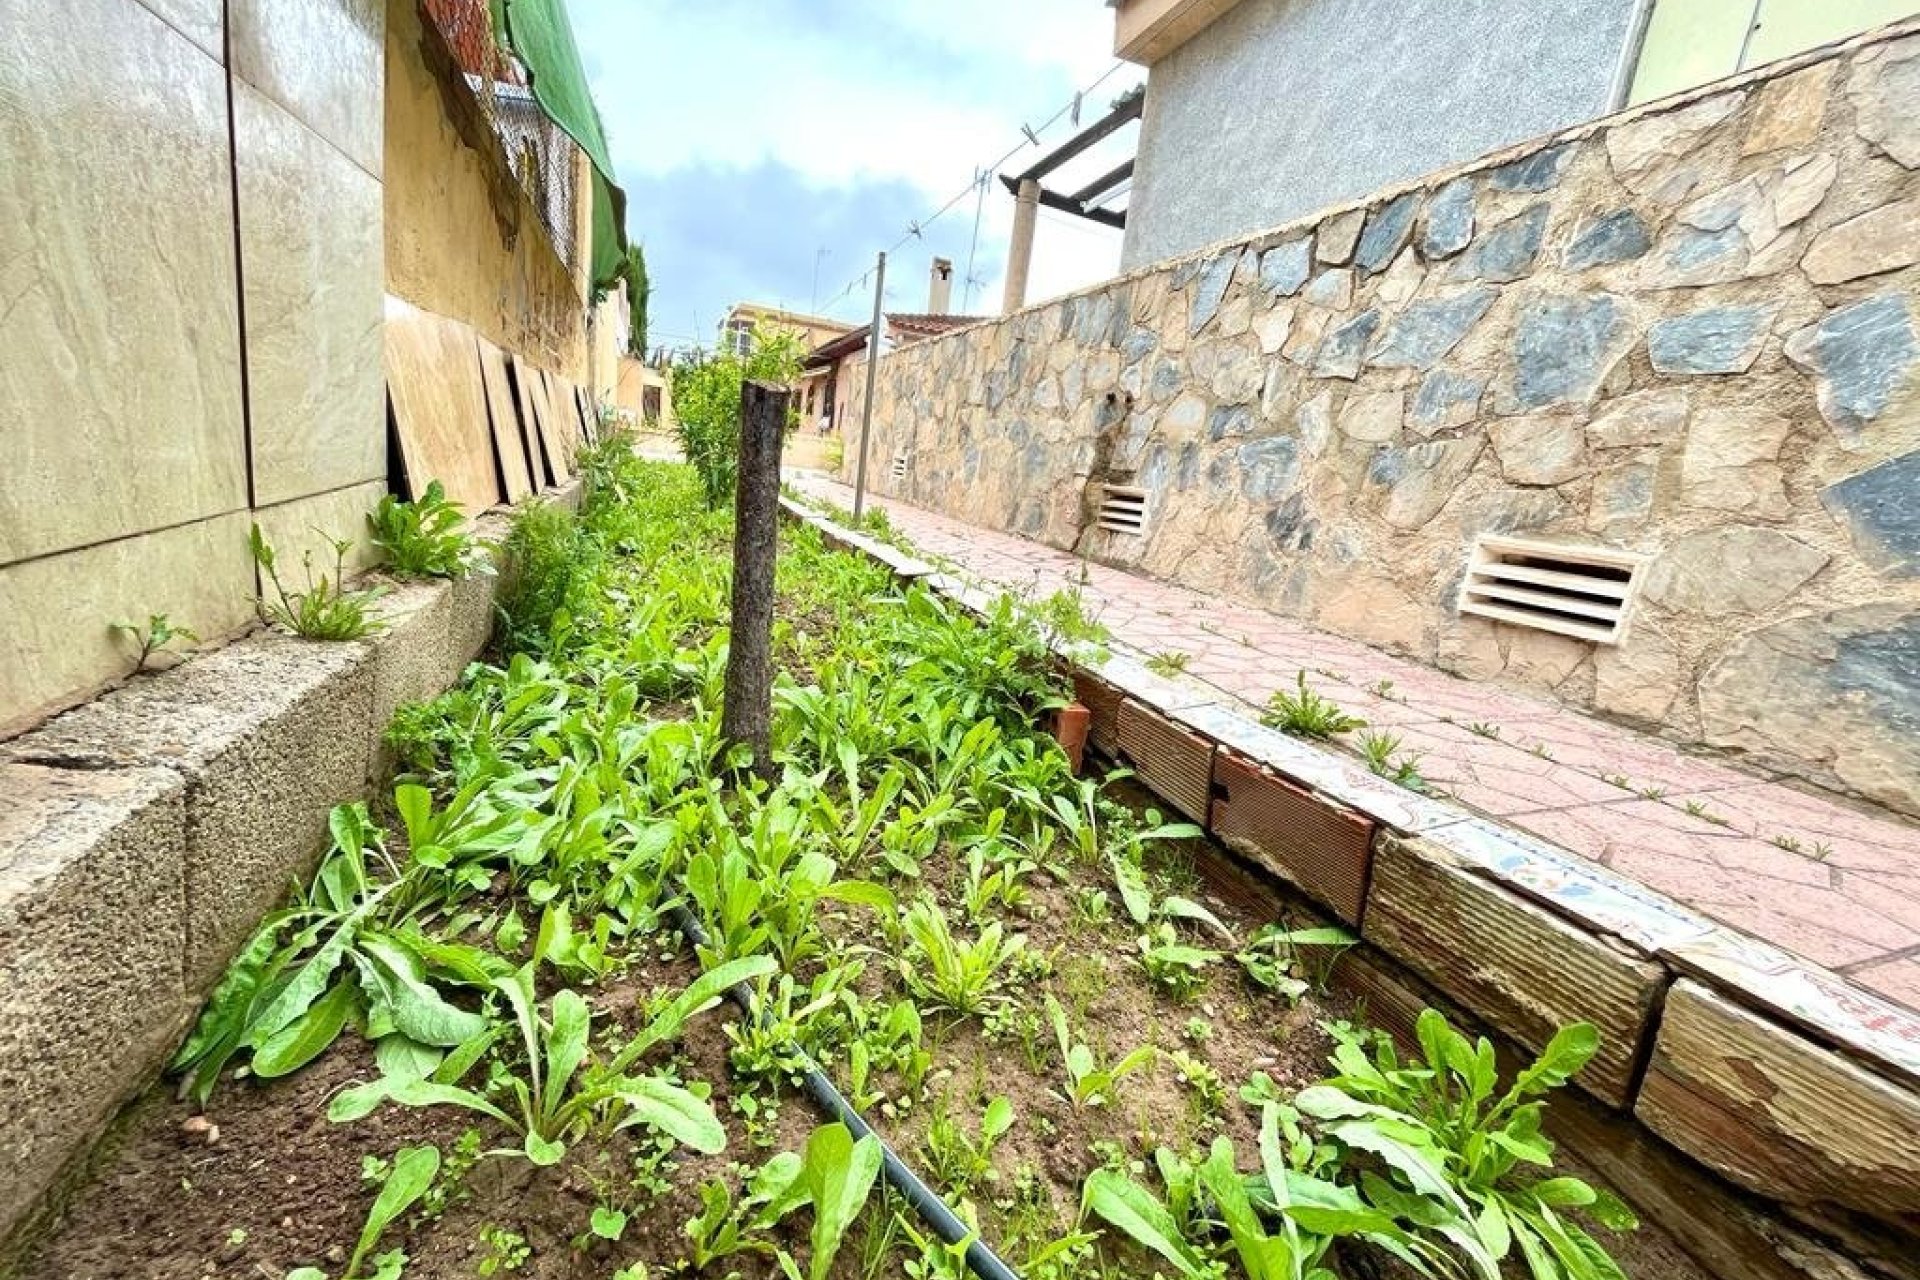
493,501,594,653
367,481,482,579
251,526,384,641
1261,671,1364,739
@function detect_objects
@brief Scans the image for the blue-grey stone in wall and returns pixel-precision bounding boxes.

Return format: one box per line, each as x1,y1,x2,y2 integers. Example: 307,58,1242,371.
1189,251,1239,334
1367,286,1497,370
1452,203,1548,283
985,372,1009,411
1139,443,1170,491
1424,178,1475,259
1237,437,1301,503
1823,449,1920,575
1121,325,1159,364
1150,360,1183,400
1172,257,1204,289
1661,225,1745,280
1411,369,1486,428
1312,309,1382,380
1259,238,1313,295
1265,493,1314,552
1490,142,1574,193
1564,209,1652,270
1460,487,1572,533
1832,615,1920,738
1176,442,1199,490
1647,305,1774,375
1513,293,1628,408
1207,404,1254,440
1355,192,1419,274
1073,292,1117,346
1784,294,1918,437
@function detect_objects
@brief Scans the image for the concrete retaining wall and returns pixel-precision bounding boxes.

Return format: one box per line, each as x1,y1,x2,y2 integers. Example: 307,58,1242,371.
0,492,565,1248
787,495,1920,1278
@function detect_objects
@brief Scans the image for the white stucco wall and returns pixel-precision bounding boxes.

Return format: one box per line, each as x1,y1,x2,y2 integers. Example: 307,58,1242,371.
1122,0,1641,268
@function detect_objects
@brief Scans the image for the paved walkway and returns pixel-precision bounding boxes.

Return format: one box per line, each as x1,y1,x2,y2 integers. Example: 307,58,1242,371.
789,473,1920,1014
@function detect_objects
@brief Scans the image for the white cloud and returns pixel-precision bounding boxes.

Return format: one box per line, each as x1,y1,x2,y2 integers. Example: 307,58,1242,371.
570,0,1134,321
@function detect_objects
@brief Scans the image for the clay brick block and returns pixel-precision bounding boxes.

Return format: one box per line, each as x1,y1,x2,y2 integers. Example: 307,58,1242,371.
1363,831,1665,1106
2,634,375,991
1072,671,1125,760
1637,979,1920,1235
0,763,189,1241
1210,751,1374,925
1116,697,1214,823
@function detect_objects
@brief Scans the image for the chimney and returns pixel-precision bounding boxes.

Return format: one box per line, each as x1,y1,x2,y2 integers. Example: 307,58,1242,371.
928,256,953,314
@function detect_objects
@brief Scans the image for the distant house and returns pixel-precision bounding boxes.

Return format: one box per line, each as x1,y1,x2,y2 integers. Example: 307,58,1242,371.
718,303,858,425
805,312,981,434
1112,0,1914,268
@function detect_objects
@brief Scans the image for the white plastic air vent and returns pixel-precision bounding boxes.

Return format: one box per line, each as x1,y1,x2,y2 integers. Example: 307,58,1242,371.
1097,484,1148,536
1458,536,1645,645
890,452,908,481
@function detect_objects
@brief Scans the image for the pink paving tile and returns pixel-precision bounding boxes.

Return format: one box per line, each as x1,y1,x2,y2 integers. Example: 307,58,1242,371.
1848,956,1920,1011
1515,805,1918,969
1656,783,1920,874
1492,714,1762,795
1834,868,1920,934
1386,723,1634,816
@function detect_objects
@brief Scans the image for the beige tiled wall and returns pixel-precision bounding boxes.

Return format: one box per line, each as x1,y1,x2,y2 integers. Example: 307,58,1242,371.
235,82,385,507
0,0,390,729
0,0,246,567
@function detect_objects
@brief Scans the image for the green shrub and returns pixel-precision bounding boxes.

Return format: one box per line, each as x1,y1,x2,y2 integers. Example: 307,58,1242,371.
493,501,593,653
672,322,806,508
367,481,482,579
250,525,384,641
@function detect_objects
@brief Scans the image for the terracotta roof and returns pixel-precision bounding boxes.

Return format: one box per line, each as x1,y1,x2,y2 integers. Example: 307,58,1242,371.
805,313,987,366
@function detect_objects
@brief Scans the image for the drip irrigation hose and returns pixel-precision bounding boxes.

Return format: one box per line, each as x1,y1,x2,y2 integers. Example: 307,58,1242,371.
664,899,1024,1280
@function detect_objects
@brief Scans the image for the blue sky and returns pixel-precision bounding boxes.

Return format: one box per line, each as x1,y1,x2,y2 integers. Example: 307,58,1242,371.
566,0,1135,350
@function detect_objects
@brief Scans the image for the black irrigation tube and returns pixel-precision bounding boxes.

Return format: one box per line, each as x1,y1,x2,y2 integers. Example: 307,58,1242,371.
665,899,1025,1280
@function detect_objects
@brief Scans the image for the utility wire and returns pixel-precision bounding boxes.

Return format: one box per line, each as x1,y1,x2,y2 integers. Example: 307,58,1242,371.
816,59,1132,314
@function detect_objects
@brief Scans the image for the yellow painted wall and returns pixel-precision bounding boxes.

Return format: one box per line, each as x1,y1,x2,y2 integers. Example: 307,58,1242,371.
1630,0,1917,103
383,0,589,381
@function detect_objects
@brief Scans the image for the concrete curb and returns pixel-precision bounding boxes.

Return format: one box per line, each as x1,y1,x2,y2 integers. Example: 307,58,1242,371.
0,482,576,1246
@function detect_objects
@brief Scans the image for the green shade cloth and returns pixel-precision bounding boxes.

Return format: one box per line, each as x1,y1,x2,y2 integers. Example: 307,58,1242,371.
500,0,628,290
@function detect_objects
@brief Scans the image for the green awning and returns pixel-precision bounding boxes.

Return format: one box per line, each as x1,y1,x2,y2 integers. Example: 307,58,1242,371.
499,0,628,291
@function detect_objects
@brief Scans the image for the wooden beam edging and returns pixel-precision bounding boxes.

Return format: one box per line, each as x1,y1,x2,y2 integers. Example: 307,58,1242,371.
782,498,1920,1234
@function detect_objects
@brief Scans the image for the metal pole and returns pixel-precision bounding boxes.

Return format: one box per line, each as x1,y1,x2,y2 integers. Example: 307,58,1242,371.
852,250,887,521
1002,177,1040,313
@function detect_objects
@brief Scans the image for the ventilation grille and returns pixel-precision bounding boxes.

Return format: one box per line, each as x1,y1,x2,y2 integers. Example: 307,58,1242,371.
890,452,907,481
1458,536,1644,645
1096,484,1148,535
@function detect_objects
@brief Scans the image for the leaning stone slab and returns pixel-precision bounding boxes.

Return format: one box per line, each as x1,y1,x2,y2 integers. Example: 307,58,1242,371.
1362,831,1667,1106
1636,979,1920,1234
0,763,189,1243
1,634,375,992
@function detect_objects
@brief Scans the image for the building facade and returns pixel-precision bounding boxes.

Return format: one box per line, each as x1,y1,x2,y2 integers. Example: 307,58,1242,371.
1115,0,1916,268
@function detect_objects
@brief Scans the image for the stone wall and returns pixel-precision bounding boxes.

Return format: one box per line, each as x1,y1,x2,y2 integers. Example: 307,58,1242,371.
845,24,1920,818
